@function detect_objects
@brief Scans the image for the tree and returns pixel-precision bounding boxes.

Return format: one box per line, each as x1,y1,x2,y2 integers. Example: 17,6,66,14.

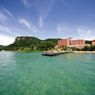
90,45,95,51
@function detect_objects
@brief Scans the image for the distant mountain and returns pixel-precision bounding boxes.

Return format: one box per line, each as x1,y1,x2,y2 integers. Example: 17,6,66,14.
0,45,4,50
4,36,60,51
0,45,4,48
0,45,3,47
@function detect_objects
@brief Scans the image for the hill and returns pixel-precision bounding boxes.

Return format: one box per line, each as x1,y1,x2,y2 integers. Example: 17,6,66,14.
4,36,60,51
0,45,4,50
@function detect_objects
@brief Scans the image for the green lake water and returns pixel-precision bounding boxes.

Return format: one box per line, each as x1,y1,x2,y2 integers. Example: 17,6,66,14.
0,51,95,95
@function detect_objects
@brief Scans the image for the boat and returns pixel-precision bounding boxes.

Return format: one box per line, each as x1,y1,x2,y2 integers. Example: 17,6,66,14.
42,50,73,56
42,52,58,56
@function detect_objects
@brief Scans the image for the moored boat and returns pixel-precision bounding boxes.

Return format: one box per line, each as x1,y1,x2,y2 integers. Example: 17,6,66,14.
42,52,58,56
42,50,72,56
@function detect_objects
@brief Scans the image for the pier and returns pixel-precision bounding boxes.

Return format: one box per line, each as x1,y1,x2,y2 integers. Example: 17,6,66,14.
42,51,72,56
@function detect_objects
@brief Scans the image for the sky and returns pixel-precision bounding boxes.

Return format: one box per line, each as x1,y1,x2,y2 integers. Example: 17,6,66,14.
0,0,95,45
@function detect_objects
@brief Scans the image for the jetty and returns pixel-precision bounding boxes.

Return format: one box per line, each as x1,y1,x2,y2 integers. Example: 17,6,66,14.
42,51,72,56
42,52,58,56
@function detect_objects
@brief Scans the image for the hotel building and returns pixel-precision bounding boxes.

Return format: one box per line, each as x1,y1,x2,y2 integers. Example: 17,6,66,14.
58,38,85,49
92,40,95,46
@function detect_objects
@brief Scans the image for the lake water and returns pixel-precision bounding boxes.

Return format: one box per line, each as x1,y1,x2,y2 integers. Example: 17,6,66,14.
0,51,95,95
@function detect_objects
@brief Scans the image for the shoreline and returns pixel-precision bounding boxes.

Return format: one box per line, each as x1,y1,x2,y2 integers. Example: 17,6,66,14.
1,50,95,54
73,51,95,54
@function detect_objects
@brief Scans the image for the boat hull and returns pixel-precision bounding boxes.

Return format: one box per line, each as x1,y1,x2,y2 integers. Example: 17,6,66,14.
42,52,58,56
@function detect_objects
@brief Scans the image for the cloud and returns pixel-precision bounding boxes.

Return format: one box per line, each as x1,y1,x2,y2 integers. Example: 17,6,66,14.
0,11,8,21
0,34,15,46
0,7,38,45
21,0,55,28
39,16,44,28
2,8,13,17
0,24,10,32
0,24,19,36
19,18,37,32
57,24,72,35
22,0,29,7
36,0,55,29
0,9,21,45
57,24,95,40
33,0,55,28
59,0,72,11
19,19,31,29
0,8,38,45
0,8,13,20
75,27,95,40
0,8,14,25
0,24,25,45
43,0,55,20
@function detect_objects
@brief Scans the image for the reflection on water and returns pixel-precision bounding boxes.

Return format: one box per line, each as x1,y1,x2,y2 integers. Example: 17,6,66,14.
0,51,16,67
0,52,95,95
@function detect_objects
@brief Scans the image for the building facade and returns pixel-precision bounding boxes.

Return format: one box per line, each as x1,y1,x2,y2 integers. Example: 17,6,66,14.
58,39,69,48
58,38,85,49
92,40,95,46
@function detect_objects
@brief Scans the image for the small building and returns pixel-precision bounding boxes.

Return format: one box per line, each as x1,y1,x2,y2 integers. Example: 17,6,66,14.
92,40,95,46
58,38,85,49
